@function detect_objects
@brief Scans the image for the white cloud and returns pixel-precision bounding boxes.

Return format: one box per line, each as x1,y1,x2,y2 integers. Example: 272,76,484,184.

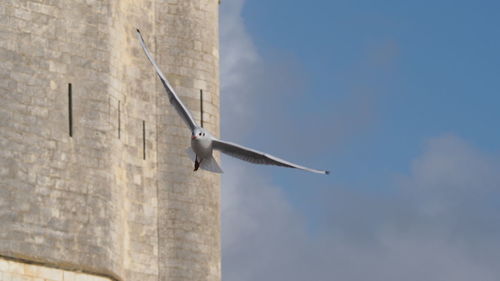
222,134,500,281
221,158,308,280
219,2,314,279
219,0,260,138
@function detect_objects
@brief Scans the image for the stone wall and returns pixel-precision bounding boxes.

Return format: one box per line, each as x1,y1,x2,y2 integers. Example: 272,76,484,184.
0,1,125,278
0,0,220,280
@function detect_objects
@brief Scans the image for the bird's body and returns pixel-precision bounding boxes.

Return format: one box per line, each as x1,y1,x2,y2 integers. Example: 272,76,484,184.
137,29,329,175
191,128,212,159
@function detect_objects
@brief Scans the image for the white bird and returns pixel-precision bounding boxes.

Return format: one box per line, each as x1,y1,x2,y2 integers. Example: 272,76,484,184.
137,29,330,175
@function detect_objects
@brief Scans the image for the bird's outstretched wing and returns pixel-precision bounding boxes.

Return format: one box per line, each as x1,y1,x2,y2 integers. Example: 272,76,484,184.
212,138,330,175
136,29,198,131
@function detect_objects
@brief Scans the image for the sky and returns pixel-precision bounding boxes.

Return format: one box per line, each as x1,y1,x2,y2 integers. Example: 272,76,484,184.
218,1,500,280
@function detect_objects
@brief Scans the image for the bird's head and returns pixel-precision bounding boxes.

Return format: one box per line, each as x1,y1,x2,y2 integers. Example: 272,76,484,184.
192,128,208,140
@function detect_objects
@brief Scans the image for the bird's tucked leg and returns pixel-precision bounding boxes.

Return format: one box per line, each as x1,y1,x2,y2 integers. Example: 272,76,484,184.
194,156,201,171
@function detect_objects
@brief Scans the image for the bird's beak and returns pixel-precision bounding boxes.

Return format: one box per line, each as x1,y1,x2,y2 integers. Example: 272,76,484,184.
191,135,196,140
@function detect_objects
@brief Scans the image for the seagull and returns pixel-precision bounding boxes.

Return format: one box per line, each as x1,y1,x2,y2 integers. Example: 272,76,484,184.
137,29,330,175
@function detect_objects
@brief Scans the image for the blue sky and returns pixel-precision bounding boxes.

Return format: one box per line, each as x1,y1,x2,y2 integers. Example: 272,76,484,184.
219,1,500,280
240,0,500,178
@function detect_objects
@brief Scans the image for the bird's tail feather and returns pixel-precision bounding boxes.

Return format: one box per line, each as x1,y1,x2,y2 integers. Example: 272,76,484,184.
185,147,223,174
200,156,223,174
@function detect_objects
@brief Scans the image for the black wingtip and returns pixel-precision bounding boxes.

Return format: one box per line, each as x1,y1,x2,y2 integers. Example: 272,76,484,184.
325,170,330,175
136,28,141,34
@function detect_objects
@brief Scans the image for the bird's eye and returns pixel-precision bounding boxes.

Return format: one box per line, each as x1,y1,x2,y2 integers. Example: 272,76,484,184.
199,133,202,136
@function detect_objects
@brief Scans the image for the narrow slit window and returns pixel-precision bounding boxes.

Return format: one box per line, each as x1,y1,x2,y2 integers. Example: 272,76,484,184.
200,89,204,128
118,101,121,139
142,120,146,160
68,83,73,137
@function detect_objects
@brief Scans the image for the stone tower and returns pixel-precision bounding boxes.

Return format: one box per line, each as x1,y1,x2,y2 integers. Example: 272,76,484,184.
0,1,220,281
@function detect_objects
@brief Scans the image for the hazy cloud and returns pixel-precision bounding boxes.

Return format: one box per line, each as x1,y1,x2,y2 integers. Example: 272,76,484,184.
219,0,309,143
222,135,500,281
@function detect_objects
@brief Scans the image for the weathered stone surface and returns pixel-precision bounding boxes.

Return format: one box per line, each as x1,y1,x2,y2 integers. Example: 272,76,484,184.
0,0,220,280
0,257,112,281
